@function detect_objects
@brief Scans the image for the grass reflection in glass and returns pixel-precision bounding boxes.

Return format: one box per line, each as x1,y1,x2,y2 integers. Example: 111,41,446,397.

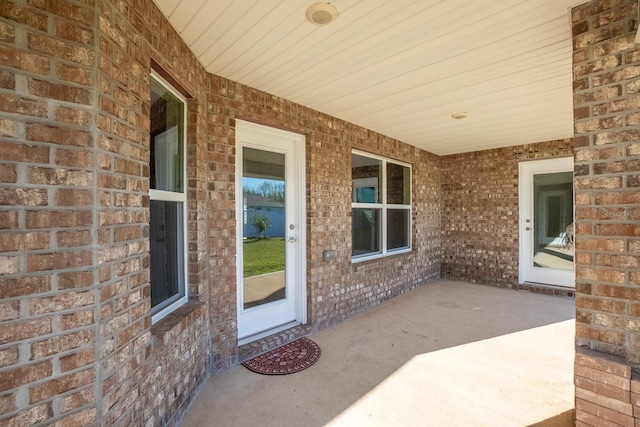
243,237,286,278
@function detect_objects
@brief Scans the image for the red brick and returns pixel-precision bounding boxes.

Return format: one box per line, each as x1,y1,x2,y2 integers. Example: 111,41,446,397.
628,144,640,156
0,301,19,322
0,163,17,183
595,254,639,268
596,192,640,205
60,350,96,372
0,118,17,137
594,284,640,301
576,397,634,426
0,187,48,206
55,148,93,169
0,141,49,163
0,20,15,42
575,176,622,189
594,159,640,175
56,229,92,247
58,271,93,290
0,45,50,75
26,123,92,147
0,69,15,89
0,276,50,298
28,167,93,186
0,360,52,392
0,346,19,368
55,188,93,207
0,318,52,345
575,347,631,380
0,403,52,426
28,78,91,104
61,388,94,412
33,1,95,24
31,330,94,359
28,33,94,66
60,309,94,331
29,291,93,315
577,387,634,416
576,323,627,347
26,250,93,272
53,407,97,426
0,2,48,31
26,210,92,228
595,130,640,145
0,231,50,251
55,19,93,45
30,368,95,403
0,392,16,414
55,105,93,125
596,224,640,237
0,93,47,117
593,67,640,89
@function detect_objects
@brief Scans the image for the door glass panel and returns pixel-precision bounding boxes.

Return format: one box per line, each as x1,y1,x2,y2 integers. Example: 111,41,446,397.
532,172,573,271
242,147,286,309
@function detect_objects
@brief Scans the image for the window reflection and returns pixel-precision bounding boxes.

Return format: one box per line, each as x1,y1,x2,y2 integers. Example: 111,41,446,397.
150,78,184,193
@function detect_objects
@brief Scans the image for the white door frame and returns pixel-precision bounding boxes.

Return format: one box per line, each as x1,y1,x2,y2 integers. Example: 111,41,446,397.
235,120,306,344
518,157,575,287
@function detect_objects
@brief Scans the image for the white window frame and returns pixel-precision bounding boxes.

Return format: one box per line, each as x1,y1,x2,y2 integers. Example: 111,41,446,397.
150,71,188,324
351,150,412,263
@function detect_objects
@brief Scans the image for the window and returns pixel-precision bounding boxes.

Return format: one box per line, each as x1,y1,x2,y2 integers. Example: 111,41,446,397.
149,73,187,322
351,151,411,261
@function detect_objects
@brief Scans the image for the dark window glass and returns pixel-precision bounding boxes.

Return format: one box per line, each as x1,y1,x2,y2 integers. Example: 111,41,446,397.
387,209,410,250
149,200,185,311
352,208,381,257
150,78,184,193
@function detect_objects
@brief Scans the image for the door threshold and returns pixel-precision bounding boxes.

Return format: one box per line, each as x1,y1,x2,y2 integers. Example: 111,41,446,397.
238,322,311,362
238,321,300,347
518,282,575,297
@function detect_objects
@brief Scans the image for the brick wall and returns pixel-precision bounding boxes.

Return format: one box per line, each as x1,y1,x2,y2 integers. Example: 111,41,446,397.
1,0,441,424
572,0,640,425
206,76,442,337
0,1,99,424
441,139,573,288
95,0,211,425
0,0,212,425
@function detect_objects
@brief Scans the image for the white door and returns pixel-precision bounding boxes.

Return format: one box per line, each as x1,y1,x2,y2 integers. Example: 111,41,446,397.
236,120,306,343
519,157,574,287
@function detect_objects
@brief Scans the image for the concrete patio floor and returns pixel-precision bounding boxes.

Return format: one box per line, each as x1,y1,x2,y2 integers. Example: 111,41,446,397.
180,279,576,427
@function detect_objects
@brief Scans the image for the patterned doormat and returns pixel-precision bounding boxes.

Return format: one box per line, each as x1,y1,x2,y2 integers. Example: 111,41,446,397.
242,337,321,375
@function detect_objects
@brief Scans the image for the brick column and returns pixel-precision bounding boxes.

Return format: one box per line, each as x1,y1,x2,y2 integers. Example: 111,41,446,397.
572,0,640,424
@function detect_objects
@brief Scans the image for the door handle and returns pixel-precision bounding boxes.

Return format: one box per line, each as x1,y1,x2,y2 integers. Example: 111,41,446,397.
288,236,297,243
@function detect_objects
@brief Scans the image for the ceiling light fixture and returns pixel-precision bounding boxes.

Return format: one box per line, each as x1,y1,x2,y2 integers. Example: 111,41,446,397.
306,2,338,25
451,112,468,119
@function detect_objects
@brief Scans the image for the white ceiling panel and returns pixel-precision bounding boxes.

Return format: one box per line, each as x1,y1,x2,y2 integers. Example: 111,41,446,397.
153,0,583,155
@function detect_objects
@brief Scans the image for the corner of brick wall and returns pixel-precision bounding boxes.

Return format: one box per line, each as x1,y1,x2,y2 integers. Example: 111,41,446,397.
575,347,638,426
572,0,640,425
441,139,573,288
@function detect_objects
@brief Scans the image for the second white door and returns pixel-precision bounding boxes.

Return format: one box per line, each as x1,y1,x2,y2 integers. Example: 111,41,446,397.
519,157,575,287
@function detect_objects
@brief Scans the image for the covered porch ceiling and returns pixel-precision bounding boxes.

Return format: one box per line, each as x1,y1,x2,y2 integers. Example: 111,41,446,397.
152,0,585,156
